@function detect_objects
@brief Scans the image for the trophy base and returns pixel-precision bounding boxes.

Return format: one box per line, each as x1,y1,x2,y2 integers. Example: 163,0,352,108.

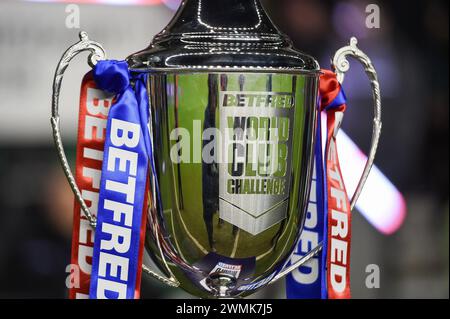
205,273,237,298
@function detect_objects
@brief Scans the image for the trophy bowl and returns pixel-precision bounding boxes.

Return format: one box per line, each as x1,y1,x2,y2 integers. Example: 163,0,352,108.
139,72,318,299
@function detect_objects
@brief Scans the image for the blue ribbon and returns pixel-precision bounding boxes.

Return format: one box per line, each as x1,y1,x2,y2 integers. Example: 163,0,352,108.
286,119,327,299
89,60,150,299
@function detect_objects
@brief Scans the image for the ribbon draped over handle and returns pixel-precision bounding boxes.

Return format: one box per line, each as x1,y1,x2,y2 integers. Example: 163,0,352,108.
50,32,179,299
274,37,382,299
51,31,106,228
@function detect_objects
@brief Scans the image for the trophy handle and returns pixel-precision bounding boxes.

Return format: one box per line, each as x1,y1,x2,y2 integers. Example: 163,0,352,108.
50,32,180,288
270,37,382,285
332,37,382,210
51,31,105,228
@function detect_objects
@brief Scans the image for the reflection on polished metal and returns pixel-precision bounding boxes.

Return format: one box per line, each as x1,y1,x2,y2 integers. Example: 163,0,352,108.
127,0,319,71
143,71,317,298
128,0,320,298
51,0,382,299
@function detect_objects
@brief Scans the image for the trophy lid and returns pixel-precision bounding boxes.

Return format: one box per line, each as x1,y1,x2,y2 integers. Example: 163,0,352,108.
127,0,319,72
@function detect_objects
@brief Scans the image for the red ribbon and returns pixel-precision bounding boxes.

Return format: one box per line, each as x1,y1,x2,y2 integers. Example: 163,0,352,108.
69,72,113,298
320,70,352,299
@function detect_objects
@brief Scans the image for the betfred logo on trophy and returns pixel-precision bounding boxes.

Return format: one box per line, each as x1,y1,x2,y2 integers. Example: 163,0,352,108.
51,0,381,299
219,90,295,235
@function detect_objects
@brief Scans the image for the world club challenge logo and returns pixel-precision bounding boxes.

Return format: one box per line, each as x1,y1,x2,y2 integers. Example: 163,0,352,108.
219,90,295,235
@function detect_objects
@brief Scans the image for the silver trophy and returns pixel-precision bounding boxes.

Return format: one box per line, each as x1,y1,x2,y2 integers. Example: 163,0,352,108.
51,0,381,298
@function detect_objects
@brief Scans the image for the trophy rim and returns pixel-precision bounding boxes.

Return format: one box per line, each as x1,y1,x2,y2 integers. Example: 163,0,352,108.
129,66,322,75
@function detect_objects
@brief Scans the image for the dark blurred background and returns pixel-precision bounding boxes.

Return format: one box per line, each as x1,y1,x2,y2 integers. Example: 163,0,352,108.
0,0,448,298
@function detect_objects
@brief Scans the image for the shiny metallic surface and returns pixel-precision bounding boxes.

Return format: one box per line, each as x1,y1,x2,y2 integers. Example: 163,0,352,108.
51,0,382,299
51,31,106,229
144,71,318,298
127,0,319,72
125,0,321,298
332,37,382,210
